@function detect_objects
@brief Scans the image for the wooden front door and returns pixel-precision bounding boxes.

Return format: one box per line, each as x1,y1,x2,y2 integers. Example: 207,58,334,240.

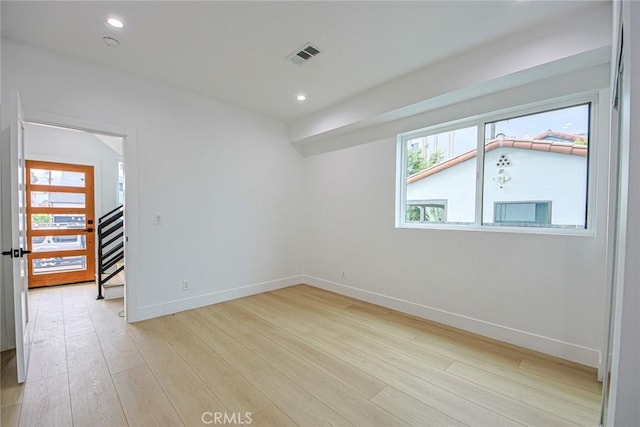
26,160,95,287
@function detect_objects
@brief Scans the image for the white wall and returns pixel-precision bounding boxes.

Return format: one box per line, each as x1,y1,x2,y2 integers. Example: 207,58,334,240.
1,40,305,337
304,73,611,367
24,123,121,218
0,127,11,352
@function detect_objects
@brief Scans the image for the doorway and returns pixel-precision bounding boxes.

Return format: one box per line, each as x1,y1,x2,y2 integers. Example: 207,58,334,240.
0,106,135,380
26,160,96,287
21,121,126,297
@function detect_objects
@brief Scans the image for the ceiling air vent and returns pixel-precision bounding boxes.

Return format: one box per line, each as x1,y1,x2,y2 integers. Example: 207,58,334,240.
287,43,322,65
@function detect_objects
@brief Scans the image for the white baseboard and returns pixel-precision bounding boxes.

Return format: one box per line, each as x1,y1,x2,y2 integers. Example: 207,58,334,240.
130,272,600,367
133,275,304,322
304,275,601,368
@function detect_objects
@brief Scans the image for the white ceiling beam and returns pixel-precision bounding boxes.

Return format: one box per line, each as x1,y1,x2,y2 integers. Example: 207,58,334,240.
288,3,612,146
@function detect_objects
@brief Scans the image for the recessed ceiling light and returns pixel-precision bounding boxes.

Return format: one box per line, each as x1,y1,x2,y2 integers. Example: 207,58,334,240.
106,17,125,29
297,94,307,101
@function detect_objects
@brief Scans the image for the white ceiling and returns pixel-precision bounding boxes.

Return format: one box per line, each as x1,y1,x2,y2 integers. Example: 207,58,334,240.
1,1,606,123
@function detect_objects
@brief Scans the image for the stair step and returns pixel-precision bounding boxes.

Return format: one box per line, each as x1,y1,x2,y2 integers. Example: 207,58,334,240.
103,282,124,288
100,262,125,288
103,282,124,300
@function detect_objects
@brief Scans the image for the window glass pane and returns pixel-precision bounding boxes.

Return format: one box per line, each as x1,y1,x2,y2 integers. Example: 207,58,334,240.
494,202,551,225
32,255,86,275
118,161,125,205
31,235,86,253
31,191,85,208
31,214,86,230
30,169,85,187
405,126,477,224
482,104,589,228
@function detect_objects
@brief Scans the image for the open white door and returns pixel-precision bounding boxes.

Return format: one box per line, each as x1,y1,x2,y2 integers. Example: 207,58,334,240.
1,92,31,383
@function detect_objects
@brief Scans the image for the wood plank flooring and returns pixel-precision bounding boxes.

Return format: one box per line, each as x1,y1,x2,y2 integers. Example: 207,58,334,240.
1,283,602,426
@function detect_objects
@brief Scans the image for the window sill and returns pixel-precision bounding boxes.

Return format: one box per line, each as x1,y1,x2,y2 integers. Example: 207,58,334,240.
396,222,595,237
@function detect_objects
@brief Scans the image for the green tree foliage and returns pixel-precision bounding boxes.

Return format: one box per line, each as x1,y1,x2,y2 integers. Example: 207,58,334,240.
406,149,446,176
407,205,421,221
425,206,444,222
427,150,445,167
407,150,428,175
406,205,445,222
32,214,52,224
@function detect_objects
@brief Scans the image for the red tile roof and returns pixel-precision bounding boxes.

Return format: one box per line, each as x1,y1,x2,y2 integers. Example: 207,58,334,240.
407,138,587,184
533,130,584,142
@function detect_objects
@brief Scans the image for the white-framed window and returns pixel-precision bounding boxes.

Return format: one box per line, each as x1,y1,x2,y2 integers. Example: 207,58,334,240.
396,96,594,234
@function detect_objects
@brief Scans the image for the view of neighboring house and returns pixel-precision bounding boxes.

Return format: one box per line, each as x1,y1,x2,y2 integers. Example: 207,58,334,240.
406,130,588,227
30,169,86,208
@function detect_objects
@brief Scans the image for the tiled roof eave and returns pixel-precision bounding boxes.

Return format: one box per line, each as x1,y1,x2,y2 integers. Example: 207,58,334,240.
406,139,588,184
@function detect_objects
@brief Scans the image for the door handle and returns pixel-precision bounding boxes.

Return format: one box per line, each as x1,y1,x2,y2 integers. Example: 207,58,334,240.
2,249,30,258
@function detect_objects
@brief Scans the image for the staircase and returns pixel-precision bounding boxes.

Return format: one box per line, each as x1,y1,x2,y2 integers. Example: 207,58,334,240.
97,205,124,300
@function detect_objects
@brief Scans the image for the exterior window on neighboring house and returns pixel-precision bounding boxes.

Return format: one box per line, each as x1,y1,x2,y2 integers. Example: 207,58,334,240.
494,201,551,226
407,200,447,223
397,98,593,233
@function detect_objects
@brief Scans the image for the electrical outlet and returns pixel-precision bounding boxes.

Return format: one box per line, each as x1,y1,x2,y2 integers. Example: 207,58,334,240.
153,213,162,225
181,280,190,291
341,271,347,279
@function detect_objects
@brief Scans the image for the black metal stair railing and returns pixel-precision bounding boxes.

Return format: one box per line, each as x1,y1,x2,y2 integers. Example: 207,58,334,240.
97,205,124,299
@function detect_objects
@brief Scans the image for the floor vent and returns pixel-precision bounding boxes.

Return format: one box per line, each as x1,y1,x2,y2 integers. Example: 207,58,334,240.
287,43,322,65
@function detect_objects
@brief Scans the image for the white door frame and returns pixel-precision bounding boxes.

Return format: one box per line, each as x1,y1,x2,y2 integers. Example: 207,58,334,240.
604,1,640,425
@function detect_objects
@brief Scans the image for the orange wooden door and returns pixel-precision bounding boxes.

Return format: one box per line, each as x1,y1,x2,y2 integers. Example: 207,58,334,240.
25,160,95,288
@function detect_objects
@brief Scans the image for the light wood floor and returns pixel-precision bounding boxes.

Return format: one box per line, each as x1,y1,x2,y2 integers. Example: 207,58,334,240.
1,283,602,426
